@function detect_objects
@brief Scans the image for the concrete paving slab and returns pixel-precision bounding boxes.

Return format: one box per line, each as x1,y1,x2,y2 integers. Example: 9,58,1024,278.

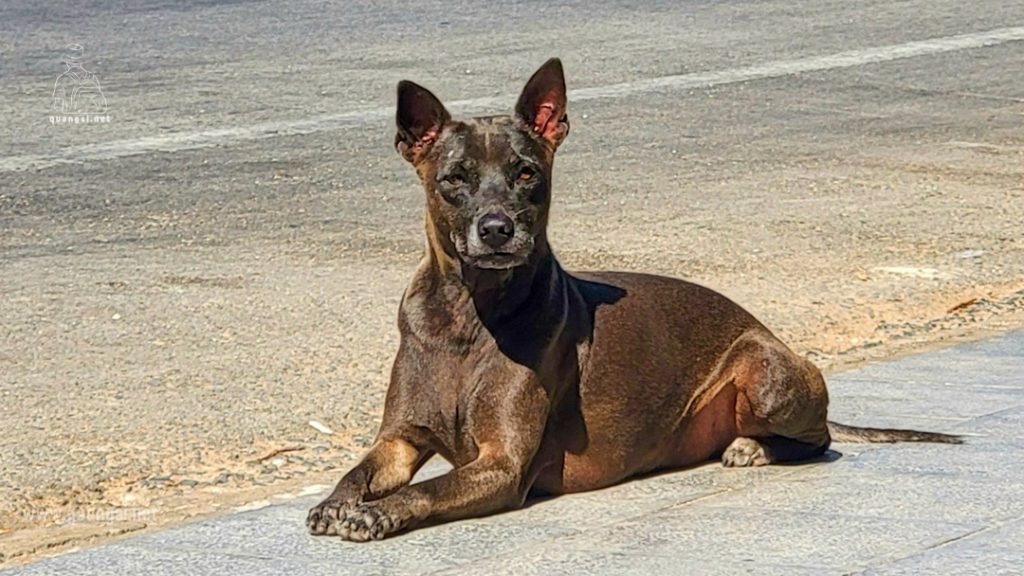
702,452,1024,524
826,380,1021,421
858,518,1024,576
5,330,1023,575
433,547,827,576
526,505,980,569
954,406,1024,441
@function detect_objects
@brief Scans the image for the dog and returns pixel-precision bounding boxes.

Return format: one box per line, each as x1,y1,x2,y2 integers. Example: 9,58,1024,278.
307,58,960,542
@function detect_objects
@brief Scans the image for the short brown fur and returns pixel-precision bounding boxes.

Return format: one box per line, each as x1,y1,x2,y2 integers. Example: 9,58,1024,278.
308,59,960,542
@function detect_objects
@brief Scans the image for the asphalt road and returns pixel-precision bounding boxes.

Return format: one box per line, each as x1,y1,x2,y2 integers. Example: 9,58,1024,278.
2,0,1023,564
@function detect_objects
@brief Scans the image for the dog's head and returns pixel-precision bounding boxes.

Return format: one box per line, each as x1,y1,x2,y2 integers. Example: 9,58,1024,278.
395,58,569,271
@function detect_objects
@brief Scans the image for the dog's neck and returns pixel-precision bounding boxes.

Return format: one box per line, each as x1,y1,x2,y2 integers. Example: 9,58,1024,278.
460,239,557,323
407,217,579,368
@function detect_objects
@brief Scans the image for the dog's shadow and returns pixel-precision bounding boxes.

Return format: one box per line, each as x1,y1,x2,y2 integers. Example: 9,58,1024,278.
519,448,843,512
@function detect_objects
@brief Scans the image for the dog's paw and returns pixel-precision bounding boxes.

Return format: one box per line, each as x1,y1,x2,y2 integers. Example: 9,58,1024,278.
307,498,358,536
722,437,772,467
336,502,405,542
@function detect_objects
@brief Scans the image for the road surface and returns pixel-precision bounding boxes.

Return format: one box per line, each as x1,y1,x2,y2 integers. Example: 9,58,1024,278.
1,0,1023,564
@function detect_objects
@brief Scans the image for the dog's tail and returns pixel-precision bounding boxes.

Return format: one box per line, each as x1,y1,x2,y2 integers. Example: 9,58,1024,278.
827,420,963,444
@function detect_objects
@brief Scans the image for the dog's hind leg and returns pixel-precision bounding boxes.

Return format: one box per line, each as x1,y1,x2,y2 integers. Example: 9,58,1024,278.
716,331,832,467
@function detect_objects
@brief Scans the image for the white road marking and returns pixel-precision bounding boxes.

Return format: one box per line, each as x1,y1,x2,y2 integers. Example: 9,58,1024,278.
5,26,1024,173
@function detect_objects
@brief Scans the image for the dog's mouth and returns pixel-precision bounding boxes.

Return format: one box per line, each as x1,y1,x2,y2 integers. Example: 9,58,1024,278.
454,231,534,270
467,251,526,270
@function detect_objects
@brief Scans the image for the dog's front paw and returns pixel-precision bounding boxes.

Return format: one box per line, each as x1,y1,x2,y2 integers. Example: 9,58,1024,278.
336,502,407,542
307,497,358,536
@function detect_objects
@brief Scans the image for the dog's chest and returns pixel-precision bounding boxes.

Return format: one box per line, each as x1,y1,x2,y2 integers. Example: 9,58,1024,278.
409,336,509,462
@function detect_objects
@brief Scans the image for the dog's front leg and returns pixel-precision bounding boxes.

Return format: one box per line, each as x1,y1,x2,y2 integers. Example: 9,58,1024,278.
307,436,430,535
335,379,550,541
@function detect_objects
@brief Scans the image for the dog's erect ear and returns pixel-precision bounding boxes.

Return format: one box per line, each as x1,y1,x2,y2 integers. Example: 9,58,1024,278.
395,80,451,163
515,58,569,149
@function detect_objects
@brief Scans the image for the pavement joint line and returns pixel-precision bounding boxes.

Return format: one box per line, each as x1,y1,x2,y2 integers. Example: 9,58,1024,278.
921,523,998,552
421,526,588,576
659,465,822,511
418,485,727,571
3,25,1024,174
421,485,737,572
968,404,1024,419
851,522,999,575
664,487,736,510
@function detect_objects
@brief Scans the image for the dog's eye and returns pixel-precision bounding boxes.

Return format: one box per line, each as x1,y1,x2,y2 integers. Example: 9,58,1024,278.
517,166,536,182
442,174,464,187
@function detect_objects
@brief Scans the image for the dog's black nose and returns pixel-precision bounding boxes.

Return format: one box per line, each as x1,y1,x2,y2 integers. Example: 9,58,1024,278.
477,213,515,249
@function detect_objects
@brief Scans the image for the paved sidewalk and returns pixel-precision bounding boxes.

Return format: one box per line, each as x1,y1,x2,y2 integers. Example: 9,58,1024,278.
7,331,1023,575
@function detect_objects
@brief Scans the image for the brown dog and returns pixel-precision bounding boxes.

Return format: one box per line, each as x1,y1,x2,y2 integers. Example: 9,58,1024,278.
307,58,960,542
